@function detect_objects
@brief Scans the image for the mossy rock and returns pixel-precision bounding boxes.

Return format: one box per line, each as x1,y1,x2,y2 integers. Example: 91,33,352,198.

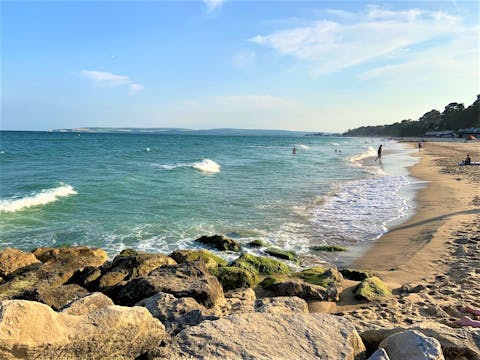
116,248,139,257
265,248,299,263
247,240,266,248
310,245,347,252
296,267,343,288
231,254,290,275
212,266,260,291
169,249,227,269
259,275,289,289
354,276,391,301
340,268,373,281
195,234,241,252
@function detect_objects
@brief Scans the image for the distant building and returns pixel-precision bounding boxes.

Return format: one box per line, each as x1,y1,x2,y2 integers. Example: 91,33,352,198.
458,128,480,138
424,130,456,138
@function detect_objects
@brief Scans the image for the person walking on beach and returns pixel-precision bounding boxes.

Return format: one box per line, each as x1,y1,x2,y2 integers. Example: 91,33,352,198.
418,142,422,151
375,144,382,162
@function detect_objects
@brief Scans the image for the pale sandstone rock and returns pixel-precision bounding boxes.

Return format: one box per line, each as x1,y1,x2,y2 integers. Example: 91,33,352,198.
61,292,114,316
0,300,165,359
222,288,256,315
368,348,390,360
254,296,308,313
379,329,445,360
156,313,366,360
0,248,40,277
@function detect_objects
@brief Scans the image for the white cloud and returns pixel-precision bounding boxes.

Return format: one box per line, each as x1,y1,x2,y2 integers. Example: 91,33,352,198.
81,70,143,94
249,6,473,76
232,50,256,69
203,0,224,13
130,83,144,94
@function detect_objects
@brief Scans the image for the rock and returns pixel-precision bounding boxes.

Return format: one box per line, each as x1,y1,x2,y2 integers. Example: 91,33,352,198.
112,261,225,308
368,348,390,360
159,313,366,359
246,239,265,247
211,266,259,291
169,249,226,269
61,292,114,316
361,322,480,360
136,292,218,334
311,245,347,252
254,296,308,313
0,300,165,359
32,246,107,269
261,277,329,301
297,266,343,287
0,247,108,301
231,253,290,275
19,283,90,311
195,234,241,252
264,247,299,263
222,288,256,315
0,248,40,277
379,329,444,360
340,268,374,281
354,276,391,301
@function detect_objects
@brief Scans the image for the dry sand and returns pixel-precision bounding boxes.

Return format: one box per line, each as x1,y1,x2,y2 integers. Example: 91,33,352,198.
310,141,480,332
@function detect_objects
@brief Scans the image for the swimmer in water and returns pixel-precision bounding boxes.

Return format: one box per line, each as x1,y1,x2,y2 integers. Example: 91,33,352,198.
292,147,296,155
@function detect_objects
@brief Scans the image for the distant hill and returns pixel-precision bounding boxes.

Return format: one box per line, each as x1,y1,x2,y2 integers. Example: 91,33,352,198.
343,95,480,137
51,127,312,137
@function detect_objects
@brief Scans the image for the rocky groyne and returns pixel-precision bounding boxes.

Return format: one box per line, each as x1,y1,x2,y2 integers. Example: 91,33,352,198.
1,233,478,359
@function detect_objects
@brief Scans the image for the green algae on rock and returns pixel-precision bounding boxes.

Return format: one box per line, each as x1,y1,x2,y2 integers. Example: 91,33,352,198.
354,276,391,301
231,254,291,275
310,245,347,252
297,267,343,288
212,266,260,291
246,240,266,248
195,235,241,252
265,248,299,263
170,249,227,269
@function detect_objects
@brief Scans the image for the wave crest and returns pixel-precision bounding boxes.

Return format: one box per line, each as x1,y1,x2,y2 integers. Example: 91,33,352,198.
0,183,77,213
347,146,377,164
192,159,220,173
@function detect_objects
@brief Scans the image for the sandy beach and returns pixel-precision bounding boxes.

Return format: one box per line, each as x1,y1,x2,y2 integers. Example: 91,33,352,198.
318,141,480,336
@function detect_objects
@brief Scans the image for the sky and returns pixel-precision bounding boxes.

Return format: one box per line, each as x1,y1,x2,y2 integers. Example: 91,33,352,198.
1,0,479,132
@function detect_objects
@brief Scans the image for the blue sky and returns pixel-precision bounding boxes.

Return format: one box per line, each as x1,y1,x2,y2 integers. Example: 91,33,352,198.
1,0,479,132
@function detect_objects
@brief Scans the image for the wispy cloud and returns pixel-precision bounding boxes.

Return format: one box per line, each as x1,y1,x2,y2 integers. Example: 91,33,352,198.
249,6,475,76
203,0,225,13
81,70,143,93
232,50,256,69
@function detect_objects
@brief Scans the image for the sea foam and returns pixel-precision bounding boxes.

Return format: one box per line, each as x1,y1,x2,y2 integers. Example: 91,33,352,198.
347,146,377,164
192,159,221,173
297,144,311,149
0,183,77,213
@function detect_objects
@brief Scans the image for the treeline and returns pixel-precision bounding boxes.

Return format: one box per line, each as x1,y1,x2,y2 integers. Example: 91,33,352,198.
343,95,480,137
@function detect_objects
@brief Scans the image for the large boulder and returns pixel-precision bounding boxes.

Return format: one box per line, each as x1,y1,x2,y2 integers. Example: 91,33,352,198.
136,292,218,334
0,247,108,301
368,348,390,360
195,234,241,252
354,276,391,301
169,249,227,269
231,253,290,275
340,268,374,281
361,322,480,360
222,288,256,315
85,249,176,292
157,313,366,359
379,330,445,360
0,300,165,359
297,267,343,300
212,266,259,291
261,277,330,301
61,292,114,316
0,248,40,277
254,296,308,314
19,283,90,310
112,261,225,308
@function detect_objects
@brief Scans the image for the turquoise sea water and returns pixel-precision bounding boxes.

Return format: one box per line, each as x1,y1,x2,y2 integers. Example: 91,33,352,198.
0,131,419,266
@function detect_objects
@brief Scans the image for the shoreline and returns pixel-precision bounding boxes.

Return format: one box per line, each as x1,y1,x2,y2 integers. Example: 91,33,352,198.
354,141,479,287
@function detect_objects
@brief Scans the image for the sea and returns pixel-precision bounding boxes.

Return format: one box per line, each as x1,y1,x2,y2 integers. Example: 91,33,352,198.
0,131,422,267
